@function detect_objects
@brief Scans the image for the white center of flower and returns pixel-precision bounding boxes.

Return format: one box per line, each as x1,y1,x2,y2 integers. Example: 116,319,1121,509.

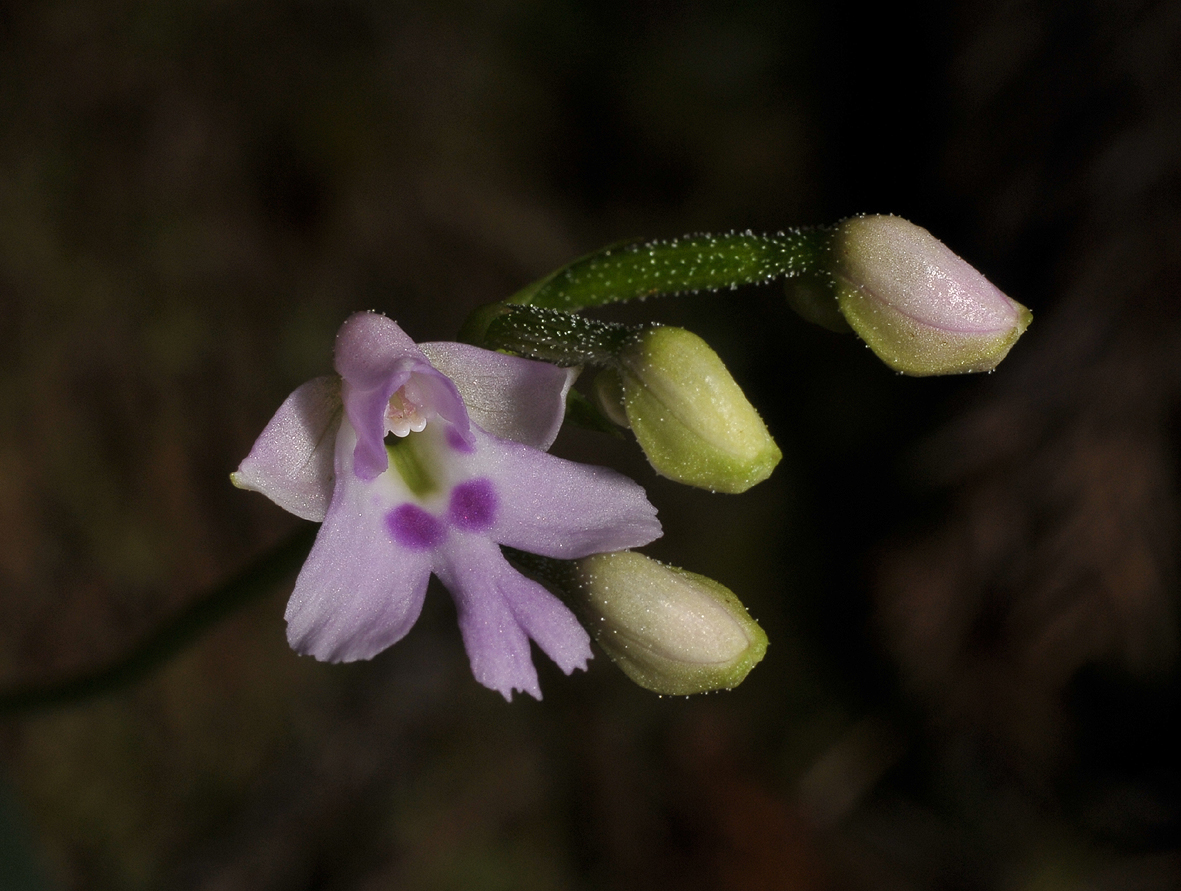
385,388,428,437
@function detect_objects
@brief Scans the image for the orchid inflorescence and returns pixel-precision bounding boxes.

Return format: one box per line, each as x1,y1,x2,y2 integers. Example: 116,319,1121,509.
234,215,1031,701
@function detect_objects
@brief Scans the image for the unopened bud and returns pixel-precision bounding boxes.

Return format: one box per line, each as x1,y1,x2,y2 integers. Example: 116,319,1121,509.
569,551,768,695
829,215,1031,375
605,326,781,493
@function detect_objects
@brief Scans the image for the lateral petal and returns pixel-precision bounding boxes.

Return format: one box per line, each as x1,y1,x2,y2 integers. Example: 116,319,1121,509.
231,376,340,522
421,342,577,449
456,429,662,559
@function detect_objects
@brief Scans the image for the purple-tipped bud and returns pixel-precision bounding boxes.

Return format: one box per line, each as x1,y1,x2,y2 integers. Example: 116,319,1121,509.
830,215,1031,376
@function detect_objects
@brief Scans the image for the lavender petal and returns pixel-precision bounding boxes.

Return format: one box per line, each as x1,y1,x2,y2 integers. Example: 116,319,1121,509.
421,342,576,449
334,312,470,480
285,422,432,661
436,537,550,700
231,376,340,522
499,563,593,677
456,429,662,559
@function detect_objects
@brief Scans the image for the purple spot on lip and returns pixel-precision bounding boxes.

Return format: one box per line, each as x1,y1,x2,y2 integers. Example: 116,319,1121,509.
449,478,498,532
386,504,446,550
446,427,474,453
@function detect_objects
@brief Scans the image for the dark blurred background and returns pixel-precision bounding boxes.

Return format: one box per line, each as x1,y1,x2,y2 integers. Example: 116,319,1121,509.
1,0,1179,888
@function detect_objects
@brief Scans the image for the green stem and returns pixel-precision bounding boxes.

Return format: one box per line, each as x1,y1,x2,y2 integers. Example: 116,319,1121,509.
507,228,832,312
480,305,641,366
0,526,316,716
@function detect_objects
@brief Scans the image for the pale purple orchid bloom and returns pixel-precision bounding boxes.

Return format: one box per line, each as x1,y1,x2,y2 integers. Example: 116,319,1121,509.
233,311,662,700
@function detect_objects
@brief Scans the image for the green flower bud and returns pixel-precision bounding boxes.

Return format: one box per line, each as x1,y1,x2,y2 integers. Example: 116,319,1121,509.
607,326,781,494
829,215,1032,375
569,551,768,695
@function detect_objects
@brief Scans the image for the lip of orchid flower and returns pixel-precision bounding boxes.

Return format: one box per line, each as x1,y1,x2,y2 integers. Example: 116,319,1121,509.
233,311,662,701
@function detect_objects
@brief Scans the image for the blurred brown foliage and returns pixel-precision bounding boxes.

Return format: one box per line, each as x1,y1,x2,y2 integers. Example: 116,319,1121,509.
0,0,1178,889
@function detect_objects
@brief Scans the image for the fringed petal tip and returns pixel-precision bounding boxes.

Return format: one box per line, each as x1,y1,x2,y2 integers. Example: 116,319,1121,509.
441,539,594,701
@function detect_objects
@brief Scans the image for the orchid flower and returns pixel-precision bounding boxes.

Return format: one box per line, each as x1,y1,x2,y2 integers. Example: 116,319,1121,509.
233,311,662,700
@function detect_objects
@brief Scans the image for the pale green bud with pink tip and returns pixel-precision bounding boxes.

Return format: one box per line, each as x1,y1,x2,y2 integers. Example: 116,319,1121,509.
829,215,1032,376
595,326,781,494
568,551,768,695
